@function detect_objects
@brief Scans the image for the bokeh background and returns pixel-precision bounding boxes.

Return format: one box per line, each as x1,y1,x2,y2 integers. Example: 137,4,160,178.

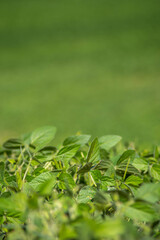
0,0,160,145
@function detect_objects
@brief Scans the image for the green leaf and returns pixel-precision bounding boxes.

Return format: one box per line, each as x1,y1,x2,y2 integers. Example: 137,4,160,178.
151,164,160,180
77,162,92,174
26,172,57,193
117,150,135,165
0,193,26,218
124,201,158,222
95,159,112,170
4,174,17,189
63,135,91,146
3,138,24,150
86,138,100,164
125,175,143,186
99,135,122,151
56,144,80,162
101,175,115,186
38,176,57,195
58,173,76,189
90,170,102,182
116,161,140,176
94,191,108,205
153,146,159,160
33,154,54,163
39,146,57,152
132,158,148,171
95,219,125,238
2,127,160,238
135,183,160,203
59,225,77,240
21,132,31,145
77,186,96,203
16,170,22,190
31,126,56,152
0,162,5,183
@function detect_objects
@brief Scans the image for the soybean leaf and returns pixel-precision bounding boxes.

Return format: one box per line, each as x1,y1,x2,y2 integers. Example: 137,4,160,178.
135,183,160,203
63,135,91,146
21,132,32,145
16,170,22,190
31,126,56,152
86,138,100,164
33,154,54,163
4,174,17,189
95,219,124,239
77,162,92,174
100,175,115,187
0,162,5,183
77,186,96,203
151,164,160,181
94,191,108,205
0,193,26,218
116,161,140,176
153,146,159,160
95,159,112,170
99,135,122,151
59,225,77,240
132,158,148,171
90,170,102,183
26,172,57,193
39,146,57,152
125,175,143,186
38,176,58,195
124,201,159,222
117,150,135,165
3,139,24,150
58,173,76,189
56,144,80,162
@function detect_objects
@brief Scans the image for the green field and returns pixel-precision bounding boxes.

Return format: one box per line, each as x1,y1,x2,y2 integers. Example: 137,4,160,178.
0,0,160,145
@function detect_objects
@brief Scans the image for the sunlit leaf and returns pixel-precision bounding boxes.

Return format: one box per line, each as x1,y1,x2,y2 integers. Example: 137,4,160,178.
132,157,148,171
58,173,76,189
117,150,135,165
56,144,80,162
125,175,143,186
31,126,56,152
151,164,160,181
0,162,5,183
0,193,26,218
99,135,122,151
77,186,96,203
77,162,92,174
63,135,91,146
86,138,100,164
124,201,159,222
135,183,160,203
26,171,57,193
3,139,24,150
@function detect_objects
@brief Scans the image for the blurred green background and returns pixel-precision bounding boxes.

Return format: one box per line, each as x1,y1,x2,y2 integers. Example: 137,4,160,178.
0,0,160,145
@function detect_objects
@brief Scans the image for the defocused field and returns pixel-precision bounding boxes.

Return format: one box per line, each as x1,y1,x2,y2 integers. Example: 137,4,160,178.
0,0,160,145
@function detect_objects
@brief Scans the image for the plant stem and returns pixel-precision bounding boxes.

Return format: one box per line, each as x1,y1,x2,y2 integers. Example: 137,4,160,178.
22,148,33,185
89,172,97,187
123,157,130,180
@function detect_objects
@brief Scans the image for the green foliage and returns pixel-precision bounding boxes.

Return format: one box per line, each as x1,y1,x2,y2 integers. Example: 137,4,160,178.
86,137,100,164
0,126,160,239
63,135,91,147
31,126,56,152
99,135,122,151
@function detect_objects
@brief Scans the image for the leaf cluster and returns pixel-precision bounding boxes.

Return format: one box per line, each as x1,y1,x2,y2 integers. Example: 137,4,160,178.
0,126,160,239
